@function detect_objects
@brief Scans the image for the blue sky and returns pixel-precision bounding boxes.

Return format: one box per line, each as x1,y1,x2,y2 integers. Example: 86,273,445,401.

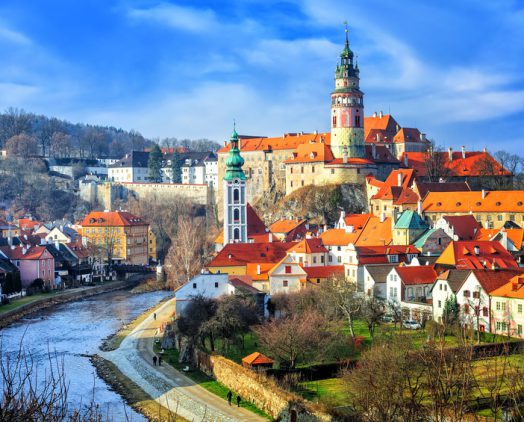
0,0,523,152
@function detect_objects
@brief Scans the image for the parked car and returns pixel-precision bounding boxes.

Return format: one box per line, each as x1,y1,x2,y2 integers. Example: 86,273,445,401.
403,319,422,330
382,315,394,323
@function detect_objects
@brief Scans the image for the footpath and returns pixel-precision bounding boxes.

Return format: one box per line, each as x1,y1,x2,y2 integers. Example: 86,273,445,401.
101,297,266,422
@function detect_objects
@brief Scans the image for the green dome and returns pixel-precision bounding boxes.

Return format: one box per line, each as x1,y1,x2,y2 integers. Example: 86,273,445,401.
224,126,246,181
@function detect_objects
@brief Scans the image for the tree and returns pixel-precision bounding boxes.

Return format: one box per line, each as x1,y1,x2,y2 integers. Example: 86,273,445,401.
5,133,38,158
176,295,217,351
171,151,183,183
50,132,72,158
424,144,451,182
344,336,426,421
442,294,460,328
148,144,163,182
361,296,386,338
0,107,32,147
164,215,205,288
255,312,332,368
320,274,361,339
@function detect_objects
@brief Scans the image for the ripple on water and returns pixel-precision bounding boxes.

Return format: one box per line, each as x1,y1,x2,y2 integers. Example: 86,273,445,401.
0,289,173,422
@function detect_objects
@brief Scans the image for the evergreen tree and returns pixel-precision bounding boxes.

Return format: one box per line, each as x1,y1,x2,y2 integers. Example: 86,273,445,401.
171,151,182,183
148,144,163,182
443,294,460,327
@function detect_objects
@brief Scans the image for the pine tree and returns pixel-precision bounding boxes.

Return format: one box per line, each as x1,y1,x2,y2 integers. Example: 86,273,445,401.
148,144,163,182
171,151,182,184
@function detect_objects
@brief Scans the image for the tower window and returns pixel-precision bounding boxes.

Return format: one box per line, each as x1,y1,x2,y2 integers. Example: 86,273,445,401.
332,116,337,127
233,228,240,240
233,188,240,203
233,208,240,222
355,116,361,127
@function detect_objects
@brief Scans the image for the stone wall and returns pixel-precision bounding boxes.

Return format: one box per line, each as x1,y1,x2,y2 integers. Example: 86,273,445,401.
193,349,334,422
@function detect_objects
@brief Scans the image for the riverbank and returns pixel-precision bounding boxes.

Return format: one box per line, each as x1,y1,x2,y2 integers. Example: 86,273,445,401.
0,276,145,330
92,355,187,422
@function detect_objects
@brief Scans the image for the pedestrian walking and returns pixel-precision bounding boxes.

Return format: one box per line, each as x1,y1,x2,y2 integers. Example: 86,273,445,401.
153,356,157,366
158,356,162,366
236,395,241,407
153,312,156,320
226,391,232,406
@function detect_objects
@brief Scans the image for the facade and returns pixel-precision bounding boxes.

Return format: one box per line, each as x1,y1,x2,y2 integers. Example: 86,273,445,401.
423,190,524,229
0,245,55,288
430,269,470,323
392,210,429,246
81,210,150,265
108,151,149,182
412,228,452,256
268,255,306,295
490,275,524,338
434,215,482,240
223,128,248,244
45,226,79,244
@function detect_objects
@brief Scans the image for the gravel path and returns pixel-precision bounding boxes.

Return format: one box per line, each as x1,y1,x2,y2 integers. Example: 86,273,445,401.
102,297,266,422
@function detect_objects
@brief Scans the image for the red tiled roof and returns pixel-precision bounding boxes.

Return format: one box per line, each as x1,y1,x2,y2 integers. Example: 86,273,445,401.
284,141,334,164
423,190,524,213
343,214,372,229
269,219,305,234
414,181,471,199
81,211,148,227
371,169,416,202
288,238,327,254
0,245,51,260
472,269,524,293
490,275,524,299
474,228,524,250
437,241,518,270
396,266,437,285
442,215,481,240
403,151,511,178
207,242,296,268
219,133,330,154
302,265,344,279
364,114,399,141
354,216,393,246
18,218,42,231
320,229,360,246
393,128,426,144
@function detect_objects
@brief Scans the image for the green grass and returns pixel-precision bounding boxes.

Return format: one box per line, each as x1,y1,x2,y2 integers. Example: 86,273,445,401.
154,344,271,420
0,291,60,313
297,378,348,407
209,332,259,364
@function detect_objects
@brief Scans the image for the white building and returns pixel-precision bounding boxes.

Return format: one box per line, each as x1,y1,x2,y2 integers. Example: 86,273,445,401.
268,255,306,295
108,151,150,183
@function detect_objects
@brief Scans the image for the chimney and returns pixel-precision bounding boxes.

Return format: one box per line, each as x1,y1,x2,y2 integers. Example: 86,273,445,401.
512,283,519,291
483,147,487,153
397,172,403,187
379,111,383,118
491,260,497,271
393,208,398,223
482,189,487,199
224,141,227,147
474,245,480,255
461,146,466,159
403,154,409,167
314,130,318,135
371,143,377,159
373,111,377,118
55,240,60,251
345,225,354,233
257,264,261,275
380,212,386,223
342,146,348,164
448,147,453,162
420,133,426,142
417,200,423,216
22,247,27,255
268,233,273,243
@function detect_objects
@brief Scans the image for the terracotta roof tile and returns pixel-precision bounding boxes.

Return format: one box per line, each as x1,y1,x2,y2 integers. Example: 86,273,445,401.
302,265,344,279
288,238,328,254
423,191,524,213
242,352,274,365
436,241,518,270
396,265,437,285
81,211,148,227
207,242,295,268
442,215,482,240
490,275,524,299
473,269,524,293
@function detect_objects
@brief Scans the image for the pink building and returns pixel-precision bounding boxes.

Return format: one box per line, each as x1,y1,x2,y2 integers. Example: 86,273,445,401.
0,245,55,288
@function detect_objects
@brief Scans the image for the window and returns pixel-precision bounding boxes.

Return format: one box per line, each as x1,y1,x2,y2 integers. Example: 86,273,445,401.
474,306,480,316
233,188,240,203
233,208,240,222
313,256,317,264
472,291,480,299
497,215,503,222
283,280,288,287
439,283,443,291
337,256,341,263
337,246,342,251
438,300,442,308
312,166,315,173
331,169,335,174
518,324,523,336
388,255,399,263
483,307,489,317
463,290,470,298
301,166,304,174
285,265,291,274
518,304,523,313
328,255,333,263
510,214,515,222
502,302,506,311
192,283,197,289
316,278,321,284
496,302,501,311
321,255,325,263
464,304,470,314
444,285,447,292
214,282,219,288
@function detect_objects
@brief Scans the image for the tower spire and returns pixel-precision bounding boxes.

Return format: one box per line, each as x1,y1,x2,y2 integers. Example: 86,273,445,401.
344,21,349,49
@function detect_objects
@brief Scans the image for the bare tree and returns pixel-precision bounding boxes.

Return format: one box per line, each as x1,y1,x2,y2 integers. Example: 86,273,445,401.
424,144,451,182
5,133,38,158
361,296,386,338
50,132,72,158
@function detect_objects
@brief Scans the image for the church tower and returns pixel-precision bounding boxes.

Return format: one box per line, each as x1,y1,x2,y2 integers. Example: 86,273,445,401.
330,27,365,159
223,126,247,244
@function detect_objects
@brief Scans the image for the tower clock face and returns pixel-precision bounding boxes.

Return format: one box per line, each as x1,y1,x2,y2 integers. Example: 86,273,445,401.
234,178,239,184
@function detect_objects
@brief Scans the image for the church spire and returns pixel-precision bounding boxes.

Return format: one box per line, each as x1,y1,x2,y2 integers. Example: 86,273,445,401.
224,123,246,181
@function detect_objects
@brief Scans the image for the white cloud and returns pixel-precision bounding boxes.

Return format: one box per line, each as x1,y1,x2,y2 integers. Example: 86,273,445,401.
127,3,219,32
0,23,31,45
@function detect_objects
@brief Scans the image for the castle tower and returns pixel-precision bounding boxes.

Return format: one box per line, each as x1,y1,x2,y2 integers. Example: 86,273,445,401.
330,27,365,159
223,126,247,244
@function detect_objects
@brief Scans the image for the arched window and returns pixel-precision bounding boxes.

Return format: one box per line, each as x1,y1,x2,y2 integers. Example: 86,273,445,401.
407,287,413,299
233,228,240,240
355,115,361,127
233,208,240,222
233,189,239,203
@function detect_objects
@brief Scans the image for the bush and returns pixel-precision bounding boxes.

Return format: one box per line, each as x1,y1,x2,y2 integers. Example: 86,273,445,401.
1,295,10,305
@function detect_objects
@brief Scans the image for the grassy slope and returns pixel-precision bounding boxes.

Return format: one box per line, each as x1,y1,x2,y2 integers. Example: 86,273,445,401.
0,291,60,314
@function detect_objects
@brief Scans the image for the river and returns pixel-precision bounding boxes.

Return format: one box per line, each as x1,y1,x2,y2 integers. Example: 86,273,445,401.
0,289,173,421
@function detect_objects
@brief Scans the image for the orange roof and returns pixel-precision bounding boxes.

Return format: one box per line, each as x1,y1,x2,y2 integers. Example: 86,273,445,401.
393,128,426,144
18,218,42,231
475,228,524,250
355,216,393,246
364,114,399,141
269,219,305,234
302,265,344,279
242,352,274,365
284,141,333,164
371,169,416,201
81,211,148,227
343,213,373,229
423,190,524,213
287,238,327,254
320,229,360,246
403,151,511,178
473,269,524,293
218,133,330,154
490,275,524,299
245,263,274,281
436,241,518,270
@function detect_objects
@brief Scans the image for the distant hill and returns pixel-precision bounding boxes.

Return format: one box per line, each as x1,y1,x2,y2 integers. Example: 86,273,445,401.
0,107,221,159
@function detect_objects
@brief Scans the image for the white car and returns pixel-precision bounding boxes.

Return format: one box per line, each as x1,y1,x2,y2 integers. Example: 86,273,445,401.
403,320,422,330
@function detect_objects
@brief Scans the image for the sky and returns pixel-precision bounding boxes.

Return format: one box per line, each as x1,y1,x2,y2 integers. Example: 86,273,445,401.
0,0,524,152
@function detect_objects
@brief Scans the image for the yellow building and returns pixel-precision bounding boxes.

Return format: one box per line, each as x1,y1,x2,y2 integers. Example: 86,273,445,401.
148,228,157,262
0,219,20,238
422,190,524,229
81,210,150,265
